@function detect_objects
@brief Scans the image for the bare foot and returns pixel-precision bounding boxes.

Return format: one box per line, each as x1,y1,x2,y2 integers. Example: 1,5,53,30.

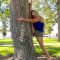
47,57,51,60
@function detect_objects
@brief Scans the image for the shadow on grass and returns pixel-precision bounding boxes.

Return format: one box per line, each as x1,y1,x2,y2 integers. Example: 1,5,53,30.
0,38,13,45
34,45,60,57
46,46,60,57
0,41,13,45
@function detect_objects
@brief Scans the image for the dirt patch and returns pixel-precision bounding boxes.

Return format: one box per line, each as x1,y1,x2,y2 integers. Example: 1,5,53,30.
0,55,13,60
0,56,60,60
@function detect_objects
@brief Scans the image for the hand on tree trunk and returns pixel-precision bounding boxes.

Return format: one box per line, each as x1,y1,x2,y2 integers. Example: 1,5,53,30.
17,17,24,22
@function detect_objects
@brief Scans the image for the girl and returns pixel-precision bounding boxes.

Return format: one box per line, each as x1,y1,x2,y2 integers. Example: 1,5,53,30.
17,10,51,60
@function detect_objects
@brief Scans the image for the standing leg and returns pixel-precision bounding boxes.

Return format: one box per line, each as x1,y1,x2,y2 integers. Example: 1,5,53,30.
36,37,51,60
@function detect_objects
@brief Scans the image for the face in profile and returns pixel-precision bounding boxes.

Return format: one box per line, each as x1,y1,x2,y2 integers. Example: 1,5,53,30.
31,10,38,17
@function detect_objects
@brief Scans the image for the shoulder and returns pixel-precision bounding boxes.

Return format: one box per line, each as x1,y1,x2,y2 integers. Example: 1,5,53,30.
37,16,44,22
39,16,43,19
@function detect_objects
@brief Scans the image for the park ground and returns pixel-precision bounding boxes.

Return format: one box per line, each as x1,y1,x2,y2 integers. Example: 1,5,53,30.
0,37,60,60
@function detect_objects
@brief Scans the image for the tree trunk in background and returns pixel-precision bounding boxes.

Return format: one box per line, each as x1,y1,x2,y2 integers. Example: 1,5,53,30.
10,0,37,60
57,0,60,41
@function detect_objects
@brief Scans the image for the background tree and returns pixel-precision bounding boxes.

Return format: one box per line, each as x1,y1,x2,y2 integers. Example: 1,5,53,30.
57,0,60,41
32,0,57,34
0,0,57,36
0,0,10,36
10,0,37,60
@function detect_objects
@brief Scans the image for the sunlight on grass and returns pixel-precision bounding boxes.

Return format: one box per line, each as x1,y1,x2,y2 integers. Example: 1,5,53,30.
0,46,14,56
33,37,60,57
0,38,60,57
43,38,58,43
33,37,58,43
54,53,60,57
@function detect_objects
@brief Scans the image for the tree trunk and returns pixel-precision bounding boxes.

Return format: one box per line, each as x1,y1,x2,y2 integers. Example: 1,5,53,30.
57,0,60,41
10,0,37,60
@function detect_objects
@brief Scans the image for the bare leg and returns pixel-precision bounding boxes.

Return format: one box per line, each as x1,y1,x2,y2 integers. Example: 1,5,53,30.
36,37,51,60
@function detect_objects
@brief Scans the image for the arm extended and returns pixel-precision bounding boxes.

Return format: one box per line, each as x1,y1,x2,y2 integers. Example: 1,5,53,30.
17,16,43,23
25,16,43,22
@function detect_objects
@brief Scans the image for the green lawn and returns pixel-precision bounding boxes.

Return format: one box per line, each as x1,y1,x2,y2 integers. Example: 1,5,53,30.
0,38,60,57
0,46,14,56
33,37,60,57
0,38,13,45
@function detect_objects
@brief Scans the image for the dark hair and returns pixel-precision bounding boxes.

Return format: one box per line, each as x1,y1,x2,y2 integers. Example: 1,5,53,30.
31,10,37,13
31,10,37,18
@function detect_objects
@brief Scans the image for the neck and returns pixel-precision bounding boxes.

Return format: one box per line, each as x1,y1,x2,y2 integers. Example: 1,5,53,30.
31,15,36,18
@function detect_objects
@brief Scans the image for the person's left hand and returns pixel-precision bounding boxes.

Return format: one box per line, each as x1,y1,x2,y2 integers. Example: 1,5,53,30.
28,0,32,4
17,17,24,22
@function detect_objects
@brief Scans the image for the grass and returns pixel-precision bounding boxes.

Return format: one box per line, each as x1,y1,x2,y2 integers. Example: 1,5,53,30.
0,38,14,56
0,46,14,56
0,37,60,57
33,37,60,57
0,38,13,45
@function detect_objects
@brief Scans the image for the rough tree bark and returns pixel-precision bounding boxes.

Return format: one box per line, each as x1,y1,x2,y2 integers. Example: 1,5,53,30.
57,0,60,41
10,0,37,60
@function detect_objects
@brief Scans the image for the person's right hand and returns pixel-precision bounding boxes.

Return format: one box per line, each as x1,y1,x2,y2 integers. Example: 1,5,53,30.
17,17,24,22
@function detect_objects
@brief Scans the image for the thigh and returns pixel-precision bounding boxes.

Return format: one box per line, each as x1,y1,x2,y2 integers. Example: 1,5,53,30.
36,36,43,42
